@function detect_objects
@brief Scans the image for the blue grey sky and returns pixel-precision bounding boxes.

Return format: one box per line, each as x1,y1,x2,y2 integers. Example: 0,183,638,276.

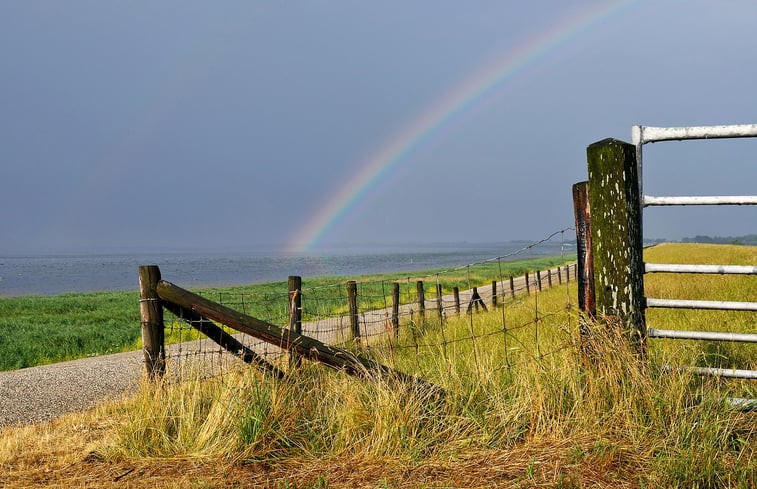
2,1,756,254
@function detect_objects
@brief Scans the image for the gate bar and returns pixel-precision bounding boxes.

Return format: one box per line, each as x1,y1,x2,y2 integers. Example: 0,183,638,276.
646,297,757,311
727,397,757,411
643,195,757,206
687,366,757,380
648,328,757,343
633,124,757,144
645,263,757,275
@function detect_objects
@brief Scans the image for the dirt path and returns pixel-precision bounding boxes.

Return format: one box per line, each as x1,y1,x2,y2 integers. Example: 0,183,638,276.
0,265,573,427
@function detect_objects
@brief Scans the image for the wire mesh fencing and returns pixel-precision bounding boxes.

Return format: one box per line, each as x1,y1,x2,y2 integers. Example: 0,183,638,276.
156,229,579,384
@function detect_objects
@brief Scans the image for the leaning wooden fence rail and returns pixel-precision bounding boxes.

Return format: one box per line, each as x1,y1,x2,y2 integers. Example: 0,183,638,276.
139,265,445,397
139,260,576,390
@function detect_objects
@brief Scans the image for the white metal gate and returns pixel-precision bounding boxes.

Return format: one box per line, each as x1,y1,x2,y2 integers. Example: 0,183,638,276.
632,124,757,380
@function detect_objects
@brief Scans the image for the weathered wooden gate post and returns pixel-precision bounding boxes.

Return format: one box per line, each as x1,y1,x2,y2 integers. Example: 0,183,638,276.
572,181,595,318
586,139,646,343
139,265,165,378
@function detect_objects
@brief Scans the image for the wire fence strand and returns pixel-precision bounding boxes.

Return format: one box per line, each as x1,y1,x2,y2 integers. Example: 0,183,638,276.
157,229,578,384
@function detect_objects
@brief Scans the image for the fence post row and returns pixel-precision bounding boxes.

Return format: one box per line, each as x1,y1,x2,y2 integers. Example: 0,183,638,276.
585,138,645,342
139,265,165,378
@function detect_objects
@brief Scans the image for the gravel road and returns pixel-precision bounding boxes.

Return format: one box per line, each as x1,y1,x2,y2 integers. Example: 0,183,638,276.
0,350,144,427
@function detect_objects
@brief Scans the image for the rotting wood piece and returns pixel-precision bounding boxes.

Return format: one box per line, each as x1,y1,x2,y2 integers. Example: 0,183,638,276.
162,301,285,380
156,280,446,399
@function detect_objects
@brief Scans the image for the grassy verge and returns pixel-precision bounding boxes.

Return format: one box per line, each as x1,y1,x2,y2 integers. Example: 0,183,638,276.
0,254,573,371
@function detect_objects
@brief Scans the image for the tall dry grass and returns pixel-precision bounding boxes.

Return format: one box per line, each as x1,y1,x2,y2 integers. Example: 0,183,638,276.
3,243,755,487
108,245,757,486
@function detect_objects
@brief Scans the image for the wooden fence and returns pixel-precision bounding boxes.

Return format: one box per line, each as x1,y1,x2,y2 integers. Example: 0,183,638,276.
139,262,576,384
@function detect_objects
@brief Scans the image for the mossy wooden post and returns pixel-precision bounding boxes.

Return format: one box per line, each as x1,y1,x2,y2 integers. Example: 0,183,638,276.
288,275,302,367
391,283,400,339
436,283,443,320
346,281,360,342
586,138,645,343
416,281,425,324
139,265,165,379
453,286,461,313
491,280,497,307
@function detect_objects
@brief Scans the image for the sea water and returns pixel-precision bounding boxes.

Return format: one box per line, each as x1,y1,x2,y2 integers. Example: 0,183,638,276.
0,241,572,297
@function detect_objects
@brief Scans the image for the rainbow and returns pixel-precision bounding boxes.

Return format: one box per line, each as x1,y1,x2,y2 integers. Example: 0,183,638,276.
287,0,637,253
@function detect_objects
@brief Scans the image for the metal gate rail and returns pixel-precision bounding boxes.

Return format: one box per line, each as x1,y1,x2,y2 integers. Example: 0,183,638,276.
632,124,757,382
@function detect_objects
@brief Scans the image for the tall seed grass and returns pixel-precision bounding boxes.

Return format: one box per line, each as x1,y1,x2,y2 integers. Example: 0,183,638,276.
112,245,757,486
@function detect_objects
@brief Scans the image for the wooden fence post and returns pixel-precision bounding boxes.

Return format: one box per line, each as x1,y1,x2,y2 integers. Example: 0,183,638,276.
288,275,302,367
416,281,425,324
346,281,360,342
436,283,444,320
453,286,461,314
557,266,562,285
547,270,552,288
573,181,596,318
525,272,530,295
509,275,515,299
586,139,645,342
139,265,165,379
536,270,542,291
392,282,400,339
491,280,497,307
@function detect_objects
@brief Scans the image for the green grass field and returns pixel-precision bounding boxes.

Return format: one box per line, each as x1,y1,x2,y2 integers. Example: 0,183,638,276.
0,254,573,371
